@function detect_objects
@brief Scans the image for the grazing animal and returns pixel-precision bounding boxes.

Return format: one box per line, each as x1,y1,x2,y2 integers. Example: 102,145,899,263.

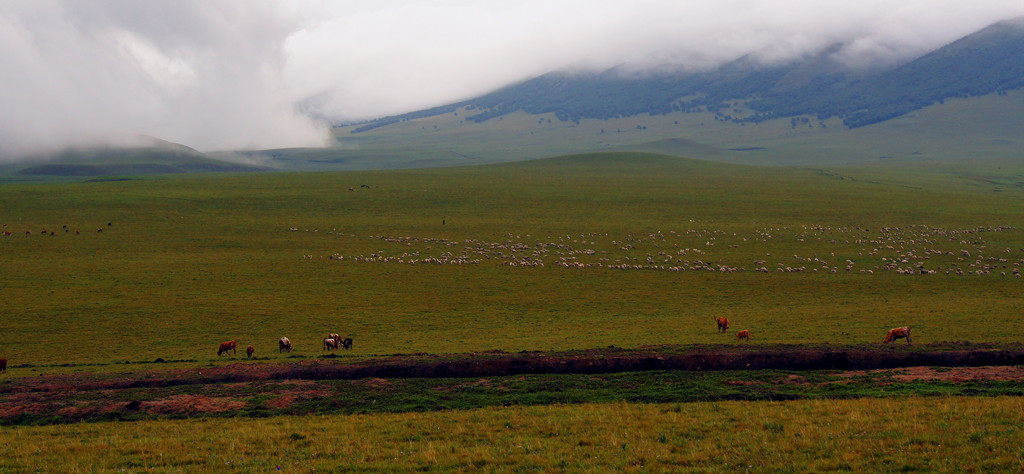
324,337,340,351
341,337,353,350
279,337,292,353
0,358,6,372
217,340,237,356
736,330,751,341
716,317,730,333
329,333,341,344
246,345,255,358
884,327,912,344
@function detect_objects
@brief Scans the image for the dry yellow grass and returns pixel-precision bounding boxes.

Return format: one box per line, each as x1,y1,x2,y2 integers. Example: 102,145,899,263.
2,396,1021,471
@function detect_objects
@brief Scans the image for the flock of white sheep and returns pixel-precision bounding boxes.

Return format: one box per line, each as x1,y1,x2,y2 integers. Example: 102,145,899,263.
291,224,1022,278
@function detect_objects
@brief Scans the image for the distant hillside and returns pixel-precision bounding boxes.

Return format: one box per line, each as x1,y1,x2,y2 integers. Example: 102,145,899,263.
11,139,270,179
352,18,1024,133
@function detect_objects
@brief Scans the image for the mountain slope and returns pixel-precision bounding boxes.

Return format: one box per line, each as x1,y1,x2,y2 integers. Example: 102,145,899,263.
351,18,1024,133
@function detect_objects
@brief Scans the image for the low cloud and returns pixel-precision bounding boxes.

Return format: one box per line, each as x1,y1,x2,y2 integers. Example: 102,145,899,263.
287,0,1024,121
0,1,327,161
2,1,1024,160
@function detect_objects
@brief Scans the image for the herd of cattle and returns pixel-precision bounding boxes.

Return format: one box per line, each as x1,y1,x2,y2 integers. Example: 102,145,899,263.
714,316,911,344
0,324,914,374
215,334,354,358
212,321,911,358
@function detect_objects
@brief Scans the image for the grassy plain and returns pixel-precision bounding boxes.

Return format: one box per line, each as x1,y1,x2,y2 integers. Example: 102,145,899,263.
2,396,1023,471
2,152,1024,370
2,151,1023,469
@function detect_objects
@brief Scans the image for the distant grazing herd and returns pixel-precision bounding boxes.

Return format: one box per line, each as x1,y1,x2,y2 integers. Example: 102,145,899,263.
2,222,112,236
215,334,354,359
298,225,1023,278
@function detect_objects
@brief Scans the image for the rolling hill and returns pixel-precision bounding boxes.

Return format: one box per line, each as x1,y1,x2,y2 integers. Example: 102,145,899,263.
0,136,271,182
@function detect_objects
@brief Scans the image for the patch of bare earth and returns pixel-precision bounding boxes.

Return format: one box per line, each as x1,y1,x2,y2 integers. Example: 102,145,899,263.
139,394,246,415
837,365,1024,382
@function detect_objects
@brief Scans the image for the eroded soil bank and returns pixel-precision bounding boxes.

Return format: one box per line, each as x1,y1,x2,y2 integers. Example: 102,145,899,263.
1,343,1022,425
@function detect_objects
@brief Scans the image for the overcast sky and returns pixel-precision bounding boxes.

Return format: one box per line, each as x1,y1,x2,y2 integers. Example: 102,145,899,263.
2,0,1024,159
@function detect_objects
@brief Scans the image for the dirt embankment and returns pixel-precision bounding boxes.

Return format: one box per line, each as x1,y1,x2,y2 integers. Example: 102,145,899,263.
4,343,1024,391
1,343,1023,424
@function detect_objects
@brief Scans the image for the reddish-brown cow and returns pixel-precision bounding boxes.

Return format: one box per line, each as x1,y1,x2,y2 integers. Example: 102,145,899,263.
217,340,237,356
246,345,255,358
716,317,730,333
736,330,751,341
884,327,912,344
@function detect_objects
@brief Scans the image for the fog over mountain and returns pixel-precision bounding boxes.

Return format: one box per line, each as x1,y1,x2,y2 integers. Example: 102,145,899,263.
3,1,1024,161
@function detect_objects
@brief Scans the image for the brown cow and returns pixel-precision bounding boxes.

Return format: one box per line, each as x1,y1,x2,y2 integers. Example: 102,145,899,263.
0,358,6,373
279,337,292,353
716,317,730,333
884,327,912,344
217,340,237,356
246,345,255,358
736,330,751,341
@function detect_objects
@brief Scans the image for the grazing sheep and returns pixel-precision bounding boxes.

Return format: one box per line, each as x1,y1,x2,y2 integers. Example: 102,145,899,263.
716,317,730,333
246,345,255,358
736,330,751,341
884,327,912,344
217,340,237,356
279,337,292,353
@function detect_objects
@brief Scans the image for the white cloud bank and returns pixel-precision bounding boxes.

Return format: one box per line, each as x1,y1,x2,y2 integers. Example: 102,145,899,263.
2,0,1024,159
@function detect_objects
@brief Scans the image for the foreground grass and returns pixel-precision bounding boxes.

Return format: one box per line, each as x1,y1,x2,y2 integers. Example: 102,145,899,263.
1,396,1021,471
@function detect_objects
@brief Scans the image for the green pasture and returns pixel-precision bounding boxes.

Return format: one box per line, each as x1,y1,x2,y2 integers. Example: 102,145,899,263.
2,152,1024,370
2,397,1022,471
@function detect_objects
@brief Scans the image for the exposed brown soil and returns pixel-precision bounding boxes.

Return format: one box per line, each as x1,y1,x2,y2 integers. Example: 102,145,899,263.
837,365,1024,382
1,343,1022,423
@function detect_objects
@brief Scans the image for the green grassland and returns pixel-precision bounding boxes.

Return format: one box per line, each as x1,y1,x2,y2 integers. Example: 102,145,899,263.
2,151,1023,469
2,397,1022,471
2,152,1023,370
